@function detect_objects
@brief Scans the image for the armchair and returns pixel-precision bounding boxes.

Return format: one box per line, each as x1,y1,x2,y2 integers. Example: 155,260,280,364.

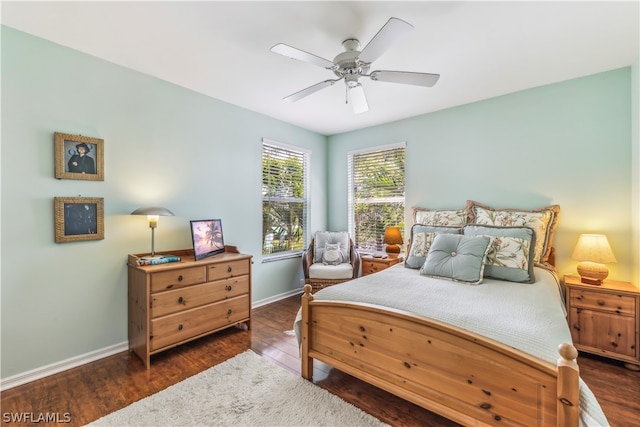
302,231,360,293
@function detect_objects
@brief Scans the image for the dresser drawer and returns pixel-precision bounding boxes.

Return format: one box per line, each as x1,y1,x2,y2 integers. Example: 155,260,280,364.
208,259,250,281
151,276,250,318
150,294,250,351
569,307,636,357
151,266,206,293
569,289,635,316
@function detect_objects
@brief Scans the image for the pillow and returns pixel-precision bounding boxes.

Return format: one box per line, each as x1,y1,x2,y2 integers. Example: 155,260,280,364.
314,231,350,264
412,207,467,226
322,243,343,265
465,200,560,264
420,234,492,284
405,225,463,269
464,225,536,283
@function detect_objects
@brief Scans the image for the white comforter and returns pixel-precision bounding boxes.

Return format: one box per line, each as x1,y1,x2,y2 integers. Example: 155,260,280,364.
294,264,609,427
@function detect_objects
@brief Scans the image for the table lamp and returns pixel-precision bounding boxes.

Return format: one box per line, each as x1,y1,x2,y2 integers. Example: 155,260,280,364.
131,206,174,258
383,226,403,257
571,234,616,285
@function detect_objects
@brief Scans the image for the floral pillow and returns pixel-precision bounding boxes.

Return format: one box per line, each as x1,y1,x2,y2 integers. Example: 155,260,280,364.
464,225,536,283
465,200,559,264
412,207,468,227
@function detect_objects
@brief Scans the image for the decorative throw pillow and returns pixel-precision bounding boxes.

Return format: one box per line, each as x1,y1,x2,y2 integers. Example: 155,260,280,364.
412,207,468,227
322,243,342,265
464,225,536,283
313,231,350,264
420,234,492,284
405,224,463,269
465,200,560,264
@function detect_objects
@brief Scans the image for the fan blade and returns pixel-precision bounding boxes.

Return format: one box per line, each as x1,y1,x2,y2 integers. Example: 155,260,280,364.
357,17,413,65
270,43,335,70
370,70,440,87
348,83,369,114
283,79,339,102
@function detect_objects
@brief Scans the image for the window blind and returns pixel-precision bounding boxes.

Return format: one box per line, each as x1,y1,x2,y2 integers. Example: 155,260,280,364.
262,139,309,258
348,143,405,253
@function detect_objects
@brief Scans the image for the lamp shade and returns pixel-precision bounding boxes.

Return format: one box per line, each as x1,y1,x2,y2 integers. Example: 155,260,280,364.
383,226,403,245
130,206,175,217
571,234,616,263
572,234,616,285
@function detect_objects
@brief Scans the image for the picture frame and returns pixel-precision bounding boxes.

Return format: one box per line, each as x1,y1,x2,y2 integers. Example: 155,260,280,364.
54,197,104,243
54,132,104,181
190,219,225,260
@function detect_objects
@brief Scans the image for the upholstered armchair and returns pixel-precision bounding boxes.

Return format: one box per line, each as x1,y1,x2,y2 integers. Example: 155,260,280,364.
302,231,360,293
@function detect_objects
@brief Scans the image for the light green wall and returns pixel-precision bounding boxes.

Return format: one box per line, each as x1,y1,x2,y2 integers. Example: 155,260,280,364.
1,27,327,379
328,68,633,282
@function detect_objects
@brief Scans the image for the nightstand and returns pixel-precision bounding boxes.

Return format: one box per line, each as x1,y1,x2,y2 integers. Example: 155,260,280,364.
564,274,639,370
361,256,402,276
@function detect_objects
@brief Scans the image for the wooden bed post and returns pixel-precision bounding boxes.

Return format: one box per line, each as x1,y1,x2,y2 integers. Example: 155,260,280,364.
557,343,580,427
301,284,314,380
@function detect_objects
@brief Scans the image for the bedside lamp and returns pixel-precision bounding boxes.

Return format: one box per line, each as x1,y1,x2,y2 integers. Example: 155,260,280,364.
571,234,616,285
131,206,174,257
383,226,403,257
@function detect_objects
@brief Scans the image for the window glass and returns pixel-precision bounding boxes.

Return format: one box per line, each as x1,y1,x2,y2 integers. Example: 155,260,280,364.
348,143,405,253
262,139,310,259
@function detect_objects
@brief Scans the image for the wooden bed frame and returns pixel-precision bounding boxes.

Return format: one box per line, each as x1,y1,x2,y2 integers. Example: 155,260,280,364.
300,283,580,426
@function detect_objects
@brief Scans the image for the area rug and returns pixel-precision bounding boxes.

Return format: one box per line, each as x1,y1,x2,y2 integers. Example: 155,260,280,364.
88,350,388,427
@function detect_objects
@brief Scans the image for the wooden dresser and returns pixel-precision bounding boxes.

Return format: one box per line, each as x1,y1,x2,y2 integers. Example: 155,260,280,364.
564,274,639,370
128,248,252,368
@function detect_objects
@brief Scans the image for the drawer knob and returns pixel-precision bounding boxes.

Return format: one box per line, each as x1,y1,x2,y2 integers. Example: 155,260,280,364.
227,266,232,273
178,296,184,304
226,285,232,292
227,309,233,316
573,324,581,331
597,300,605,306
178,323,184,331
177,275,183,282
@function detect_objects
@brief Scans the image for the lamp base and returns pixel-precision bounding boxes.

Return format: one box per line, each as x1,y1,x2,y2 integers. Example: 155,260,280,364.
577,261,609,285
385,244,401,258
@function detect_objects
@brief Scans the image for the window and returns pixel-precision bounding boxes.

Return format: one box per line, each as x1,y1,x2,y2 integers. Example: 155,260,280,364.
348,143,405,253
262,139,310,259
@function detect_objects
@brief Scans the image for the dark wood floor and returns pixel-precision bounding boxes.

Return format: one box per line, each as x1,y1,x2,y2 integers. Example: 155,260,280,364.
1,294,638,426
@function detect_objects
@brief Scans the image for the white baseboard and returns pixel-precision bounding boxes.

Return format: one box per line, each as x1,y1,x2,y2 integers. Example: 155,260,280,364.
252,288,302,309
1,290,303,391
0,341,129,391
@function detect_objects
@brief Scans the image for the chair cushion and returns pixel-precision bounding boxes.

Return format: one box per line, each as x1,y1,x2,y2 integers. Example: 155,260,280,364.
313,231,350,264
309,263,354,279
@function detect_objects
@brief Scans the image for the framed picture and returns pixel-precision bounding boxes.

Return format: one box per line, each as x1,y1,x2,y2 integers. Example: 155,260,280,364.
54,197,104,243
54,132,104,181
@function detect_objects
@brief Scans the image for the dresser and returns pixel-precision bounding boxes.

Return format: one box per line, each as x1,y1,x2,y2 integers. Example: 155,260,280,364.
564,274,639,370
128,248,252,368
361,256,402,276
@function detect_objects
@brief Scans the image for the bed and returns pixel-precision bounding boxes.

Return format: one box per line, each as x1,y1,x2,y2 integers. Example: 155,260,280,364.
294,201,609,427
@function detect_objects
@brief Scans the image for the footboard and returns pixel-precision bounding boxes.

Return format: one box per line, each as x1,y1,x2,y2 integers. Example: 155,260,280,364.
301,285,579,427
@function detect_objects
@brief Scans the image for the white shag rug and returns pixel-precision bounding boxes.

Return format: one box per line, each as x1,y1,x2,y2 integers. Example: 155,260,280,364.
88,350,388,427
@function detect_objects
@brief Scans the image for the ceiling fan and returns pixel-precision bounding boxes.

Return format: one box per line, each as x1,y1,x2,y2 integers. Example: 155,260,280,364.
270,17,440,114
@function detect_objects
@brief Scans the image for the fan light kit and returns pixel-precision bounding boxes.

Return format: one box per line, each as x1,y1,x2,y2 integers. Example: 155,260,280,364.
270,17,440,114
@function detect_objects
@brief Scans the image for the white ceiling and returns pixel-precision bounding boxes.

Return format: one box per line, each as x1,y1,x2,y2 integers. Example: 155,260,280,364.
2,1,639,135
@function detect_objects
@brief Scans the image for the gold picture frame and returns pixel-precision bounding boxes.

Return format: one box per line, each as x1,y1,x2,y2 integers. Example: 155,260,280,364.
54,197,104,243
54,132,104,181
